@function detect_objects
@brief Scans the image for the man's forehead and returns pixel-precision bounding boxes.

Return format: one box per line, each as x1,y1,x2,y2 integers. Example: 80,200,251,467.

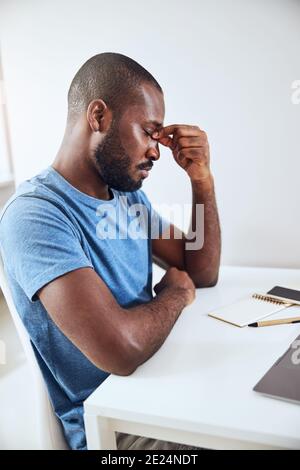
120,82,165,126
135,82,165,124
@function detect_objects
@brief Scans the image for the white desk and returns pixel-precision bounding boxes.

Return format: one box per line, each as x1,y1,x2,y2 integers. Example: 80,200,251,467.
84,266,300,450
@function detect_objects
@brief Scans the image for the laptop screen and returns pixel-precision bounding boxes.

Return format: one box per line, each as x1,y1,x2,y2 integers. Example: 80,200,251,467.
254,334,300,404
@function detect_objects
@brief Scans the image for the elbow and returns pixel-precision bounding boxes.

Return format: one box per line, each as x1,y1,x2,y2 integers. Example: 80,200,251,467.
112,329,151,376
112,343,140,376
95,353,139,377
99,333,141,377
186,259,220,289
194,278,218,288
191,272,219,289
114,363,138,376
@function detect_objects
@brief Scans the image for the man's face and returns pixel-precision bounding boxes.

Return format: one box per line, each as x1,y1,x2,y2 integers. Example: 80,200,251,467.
94,82,165,192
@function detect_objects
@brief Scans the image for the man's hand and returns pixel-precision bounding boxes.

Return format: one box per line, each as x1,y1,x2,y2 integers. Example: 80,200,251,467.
154,267,195,306
151,123,221,288
152,124,211,184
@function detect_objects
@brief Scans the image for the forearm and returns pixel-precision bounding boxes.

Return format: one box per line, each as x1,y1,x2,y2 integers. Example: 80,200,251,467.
184,176,221,287
123,286,189,370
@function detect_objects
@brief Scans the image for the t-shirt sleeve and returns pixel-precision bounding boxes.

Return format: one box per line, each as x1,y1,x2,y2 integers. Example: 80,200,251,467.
0,196,93,301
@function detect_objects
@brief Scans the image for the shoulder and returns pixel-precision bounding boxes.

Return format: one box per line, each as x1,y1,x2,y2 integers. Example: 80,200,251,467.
0,191,77,255
0,191,71,229
0,166,71,224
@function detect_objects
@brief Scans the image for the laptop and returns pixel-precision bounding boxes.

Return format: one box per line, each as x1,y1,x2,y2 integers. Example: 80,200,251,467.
254,334,300,404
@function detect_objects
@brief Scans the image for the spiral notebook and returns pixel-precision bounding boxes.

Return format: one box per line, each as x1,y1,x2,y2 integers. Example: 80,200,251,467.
208,290,294,328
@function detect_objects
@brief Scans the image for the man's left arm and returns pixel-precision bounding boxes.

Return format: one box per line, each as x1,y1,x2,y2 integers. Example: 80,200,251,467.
151,124,221,288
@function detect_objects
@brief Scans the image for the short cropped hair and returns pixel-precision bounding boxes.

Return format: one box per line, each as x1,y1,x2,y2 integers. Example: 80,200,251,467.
67,52,163,123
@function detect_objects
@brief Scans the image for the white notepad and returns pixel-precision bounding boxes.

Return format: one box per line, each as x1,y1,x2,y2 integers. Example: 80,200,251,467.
208,294,291,327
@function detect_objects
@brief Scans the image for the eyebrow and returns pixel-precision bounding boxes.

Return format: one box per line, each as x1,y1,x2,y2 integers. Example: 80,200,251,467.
144,120,163,128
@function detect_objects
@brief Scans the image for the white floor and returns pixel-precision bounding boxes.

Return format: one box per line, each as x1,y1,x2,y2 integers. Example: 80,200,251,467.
0,293,39,449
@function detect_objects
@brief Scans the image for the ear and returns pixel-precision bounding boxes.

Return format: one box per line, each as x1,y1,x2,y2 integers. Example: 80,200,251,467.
86,99,112,133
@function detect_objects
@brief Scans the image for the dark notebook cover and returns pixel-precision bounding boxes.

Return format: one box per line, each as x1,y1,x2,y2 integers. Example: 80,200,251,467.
267,286,300,304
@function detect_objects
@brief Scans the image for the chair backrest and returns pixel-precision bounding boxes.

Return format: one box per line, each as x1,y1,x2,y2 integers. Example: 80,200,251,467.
0,253,69,450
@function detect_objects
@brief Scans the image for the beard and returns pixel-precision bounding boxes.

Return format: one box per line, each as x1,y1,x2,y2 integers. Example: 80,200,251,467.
94,120,144,192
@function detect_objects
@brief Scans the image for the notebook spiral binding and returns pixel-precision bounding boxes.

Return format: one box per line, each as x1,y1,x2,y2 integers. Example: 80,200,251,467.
252,293,287,305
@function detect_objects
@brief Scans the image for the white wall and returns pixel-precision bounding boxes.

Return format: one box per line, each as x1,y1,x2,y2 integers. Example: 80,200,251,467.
0,0,299,268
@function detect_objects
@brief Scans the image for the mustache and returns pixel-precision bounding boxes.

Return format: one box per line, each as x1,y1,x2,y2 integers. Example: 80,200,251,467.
137,161,154,171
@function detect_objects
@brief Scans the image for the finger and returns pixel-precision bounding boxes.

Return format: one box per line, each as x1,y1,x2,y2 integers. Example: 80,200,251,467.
153,124,202,139
155,135,173,148
172,129,207,149
174,136,207,151
152,124,184,138
176,147,209,166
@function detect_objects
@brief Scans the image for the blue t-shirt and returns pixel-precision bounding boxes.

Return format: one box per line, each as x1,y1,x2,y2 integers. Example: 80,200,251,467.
0,166,167,450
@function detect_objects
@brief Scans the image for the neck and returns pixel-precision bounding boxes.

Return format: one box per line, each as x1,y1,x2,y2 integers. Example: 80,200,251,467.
52,121,111,200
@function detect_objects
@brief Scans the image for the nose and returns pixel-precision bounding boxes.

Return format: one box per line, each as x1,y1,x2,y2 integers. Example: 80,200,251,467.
146,140,160,162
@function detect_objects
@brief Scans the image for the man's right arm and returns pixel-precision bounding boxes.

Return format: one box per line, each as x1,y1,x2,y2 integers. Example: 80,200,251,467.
37,266,195,376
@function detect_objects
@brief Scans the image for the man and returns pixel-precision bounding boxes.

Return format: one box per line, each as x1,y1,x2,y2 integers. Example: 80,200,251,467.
0,53,221,450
